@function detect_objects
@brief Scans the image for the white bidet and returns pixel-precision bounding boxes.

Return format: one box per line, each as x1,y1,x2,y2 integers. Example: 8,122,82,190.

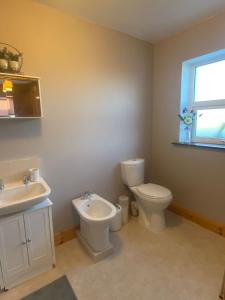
72,194,116,261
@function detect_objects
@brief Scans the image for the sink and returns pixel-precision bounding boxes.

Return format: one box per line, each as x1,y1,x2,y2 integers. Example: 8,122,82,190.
0,179,51,216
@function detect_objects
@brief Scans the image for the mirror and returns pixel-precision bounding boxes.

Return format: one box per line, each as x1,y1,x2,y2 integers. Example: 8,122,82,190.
0,74,42,118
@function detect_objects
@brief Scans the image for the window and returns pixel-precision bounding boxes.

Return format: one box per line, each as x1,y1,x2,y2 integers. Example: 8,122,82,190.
180,49,225,144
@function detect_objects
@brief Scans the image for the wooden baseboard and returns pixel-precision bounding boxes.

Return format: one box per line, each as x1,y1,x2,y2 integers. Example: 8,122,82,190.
54,227,77,246
169,203,225,238
53,204,225,246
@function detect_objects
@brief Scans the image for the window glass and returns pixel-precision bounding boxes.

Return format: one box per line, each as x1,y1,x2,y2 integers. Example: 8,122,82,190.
195,60,225,102
195,109,225,139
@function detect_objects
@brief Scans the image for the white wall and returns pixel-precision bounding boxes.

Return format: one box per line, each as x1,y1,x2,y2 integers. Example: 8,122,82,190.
152,13,225,223
0,0,153,231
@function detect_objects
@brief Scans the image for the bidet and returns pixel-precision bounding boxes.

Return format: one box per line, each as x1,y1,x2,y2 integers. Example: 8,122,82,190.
72,194,116,261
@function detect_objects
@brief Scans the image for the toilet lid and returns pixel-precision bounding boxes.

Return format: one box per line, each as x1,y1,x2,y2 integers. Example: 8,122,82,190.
137,183,172,199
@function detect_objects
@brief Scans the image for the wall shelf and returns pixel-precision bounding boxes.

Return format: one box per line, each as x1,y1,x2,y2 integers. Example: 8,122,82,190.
0,73,42,119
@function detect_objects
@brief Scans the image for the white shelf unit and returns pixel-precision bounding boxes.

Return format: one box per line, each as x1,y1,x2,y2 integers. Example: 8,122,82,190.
0,73,43,119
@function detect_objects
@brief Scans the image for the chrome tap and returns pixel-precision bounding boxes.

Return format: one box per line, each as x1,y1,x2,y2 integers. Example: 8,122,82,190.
81,191,92,200
23,175,30,185
0,179,4,191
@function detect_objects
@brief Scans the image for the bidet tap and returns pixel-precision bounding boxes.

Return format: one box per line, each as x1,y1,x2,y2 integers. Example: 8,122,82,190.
0,179,4,191
81,191,92,200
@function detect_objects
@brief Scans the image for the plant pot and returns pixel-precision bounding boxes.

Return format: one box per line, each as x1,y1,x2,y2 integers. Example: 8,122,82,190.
9,60,19,72
0,59,8,70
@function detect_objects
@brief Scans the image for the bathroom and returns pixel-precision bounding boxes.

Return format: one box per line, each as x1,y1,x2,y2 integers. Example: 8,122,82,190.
0,0,225,299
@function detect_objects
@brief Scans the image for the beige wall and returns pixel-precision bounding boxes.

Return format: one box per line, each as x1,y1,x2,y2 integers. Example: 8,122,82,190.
4,0,223,230
0,0,153,231
152,13,225,224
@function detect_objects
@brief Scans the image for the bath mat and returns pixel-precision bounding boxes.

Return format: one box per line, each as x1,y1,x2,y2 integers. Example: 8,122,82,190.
21,275,77,300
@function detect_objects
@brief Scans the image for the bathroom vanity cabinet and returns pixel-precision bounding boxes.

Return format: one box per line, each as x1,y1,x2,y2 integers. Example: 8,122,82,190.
0,199,55,290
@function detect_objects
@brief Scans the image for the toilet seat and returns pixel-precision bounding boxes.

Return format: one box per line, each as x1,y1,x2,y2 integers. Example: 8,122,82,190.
136,183,172,202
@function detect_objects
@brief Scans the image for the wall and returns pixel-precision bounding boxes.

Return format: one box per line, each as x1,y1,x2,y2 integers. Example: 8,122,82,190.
152,13,225,224
0,0,153,231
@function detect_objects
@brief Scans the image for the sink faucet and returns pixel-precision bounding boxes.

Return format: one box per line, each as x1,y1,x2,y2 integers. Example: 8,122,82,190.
0,179,4,191
23,175,30,185
81,191,92,200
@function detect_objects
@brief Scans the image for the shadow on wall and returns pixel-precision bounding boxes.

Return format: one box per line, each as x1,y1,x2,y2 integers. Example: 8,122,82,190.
0,119,42,140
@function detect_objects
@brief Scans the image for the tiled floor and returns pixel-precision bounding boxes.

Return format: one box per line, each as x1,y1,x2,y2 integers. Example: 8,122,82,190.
0,211,225,300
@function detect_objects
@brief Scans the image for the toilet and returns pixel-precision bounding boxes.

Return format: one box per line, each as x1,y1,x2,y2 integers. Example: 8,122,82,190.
121,159,172,232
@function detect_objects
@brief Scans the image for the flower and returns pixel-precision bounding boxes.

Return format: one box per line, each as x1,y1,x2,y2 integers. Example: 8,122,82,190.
178,108,195,127
183,114,193,125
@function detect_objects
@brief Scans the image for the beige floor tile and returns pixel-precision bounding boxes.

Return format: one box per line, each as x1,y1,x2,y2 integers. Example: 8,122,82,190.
0,212,224,300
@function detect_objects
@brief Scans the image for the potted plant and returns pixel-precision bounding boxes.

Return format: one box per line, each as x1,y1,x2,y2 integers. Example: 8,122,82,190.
0,47,9,71
8,51,22,72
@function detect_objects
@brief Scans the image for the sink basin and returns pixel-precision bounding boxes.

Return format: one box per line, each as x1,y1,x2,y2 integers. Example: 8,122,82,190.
0,179,51,216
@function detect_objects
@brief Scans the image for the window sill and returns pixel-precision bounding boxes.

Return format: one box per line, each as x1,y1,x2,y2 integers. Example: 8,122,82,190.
172,142,225,151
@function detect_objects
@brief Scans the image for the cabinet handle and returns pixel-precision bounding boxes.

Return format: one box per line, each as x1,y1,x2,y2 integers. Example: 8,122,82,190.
27,239,31,243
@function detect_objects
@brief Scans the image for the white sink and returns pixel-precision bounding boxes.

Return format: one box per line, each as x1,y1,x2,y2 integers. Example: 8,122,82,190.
0,179,51,216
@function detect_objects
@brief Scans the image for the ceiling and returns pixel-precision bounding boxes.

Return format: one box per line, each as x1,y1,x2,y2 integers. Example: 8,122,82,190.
35,0,225,43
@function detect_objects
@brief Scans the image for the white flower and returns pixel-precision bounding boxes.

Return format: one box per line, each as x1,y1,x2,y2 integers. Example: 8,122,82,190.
183,114,193,125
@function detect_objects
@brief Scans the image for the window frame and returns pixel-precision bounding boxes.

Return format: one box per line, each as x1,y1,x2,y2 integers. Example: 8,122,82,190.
180,50,225,145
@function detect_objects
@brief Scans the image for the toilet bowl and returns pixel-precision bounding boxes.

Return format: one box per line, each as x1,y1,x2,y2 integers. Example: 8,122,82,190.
72,194,116,252
121,159,173,232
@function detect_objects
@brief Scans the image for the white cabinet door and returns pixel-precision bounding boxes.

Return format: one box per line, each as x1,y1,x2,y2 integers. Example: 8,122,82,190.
0,214,29,287
24,208,52,268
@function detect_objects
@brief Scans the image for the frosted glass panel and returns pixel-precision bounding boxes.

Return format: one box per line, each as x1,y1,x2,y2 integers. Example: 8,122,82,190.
195,60,225,102
196,109,225,139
